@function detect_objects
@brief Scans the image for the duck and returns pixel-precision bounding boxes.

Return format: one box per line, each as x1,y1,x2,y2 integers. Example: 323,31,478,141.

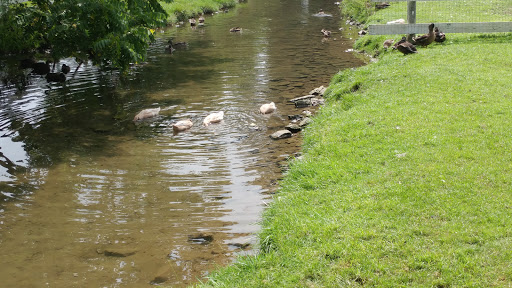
375,2,390,9
413,23,435,47
172,119,194,133
167,38,188,52
133,107,161,121
260,102,276,114
229,27,242,32
20,58,36,69
396,39,417,55
434,27,446,43
189,18,197,26
61,64,71,74
383,39,394,50
46,72,66,82
31,61,51,75
203,111,224,126
321,29,331,37
198,15,205,25
392,36,407,49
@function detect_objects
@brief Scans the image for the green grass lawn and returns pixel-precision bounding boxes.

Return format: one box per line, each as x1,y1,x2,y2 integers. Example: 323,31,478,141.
197,27,512,288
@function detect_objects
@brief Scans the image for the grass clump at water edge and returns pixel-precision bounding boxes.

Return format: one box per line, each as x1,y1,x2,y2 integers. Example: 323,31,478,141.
194,26,512,288
159,0,238,23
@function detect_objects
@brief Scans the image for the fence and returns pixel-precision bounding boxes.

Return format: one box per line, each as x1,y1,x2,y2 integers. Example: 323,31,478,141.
368,0,512,35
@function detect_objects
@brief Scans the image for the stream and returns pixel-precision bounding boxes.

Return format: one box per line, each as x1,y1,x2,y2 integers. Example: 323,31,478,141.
0,0,365,286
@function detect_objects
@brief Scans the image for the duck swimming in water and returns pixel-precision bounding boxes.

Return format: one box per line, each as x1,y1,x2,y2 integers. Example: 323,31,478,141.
230,27,242,32
321,29,331,37
413,23,435,47
172,119,194,133
260,102,276,114
46,72,66,83
61,64,71,74
203,111,224,126
133,107,161,121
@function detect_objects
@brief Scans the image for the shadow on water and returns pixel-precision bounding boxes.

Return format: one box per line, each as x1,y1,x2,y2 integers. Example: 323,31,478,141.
0,0,366,286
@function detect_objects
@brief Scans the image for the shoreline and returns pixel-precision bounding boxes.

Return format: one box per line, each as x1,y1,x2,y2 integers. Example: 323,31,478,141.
195,1,512,287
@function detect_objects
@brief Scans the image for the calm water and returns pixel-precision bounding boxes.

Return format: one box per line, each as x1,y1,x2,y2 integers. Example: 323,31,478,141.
0,0,365,286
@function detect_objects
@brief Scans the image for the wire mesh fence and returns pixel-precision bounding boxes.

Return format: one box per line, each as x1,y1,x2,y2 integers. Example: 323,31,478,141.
372,0,512,24
368,0,512,34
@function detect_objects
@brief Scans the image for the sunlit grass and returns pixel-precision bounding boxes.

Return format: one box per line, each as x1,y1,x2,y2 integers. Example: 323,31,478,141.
159,0,237,23
197,22,512,288
369,0,512,24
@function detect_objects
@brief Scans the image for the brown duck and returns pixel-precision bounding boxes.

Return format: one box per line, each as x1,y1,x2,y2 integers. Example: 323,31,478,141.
321,29,331,37
435,27,446,43
392,36,407,50
395,37,417,55
413,23,435,47
383,39,394,50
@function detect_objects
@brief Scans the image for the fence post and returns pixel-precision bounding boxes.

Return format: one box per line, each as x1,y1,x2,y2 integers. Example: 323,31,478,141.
407,1,416,42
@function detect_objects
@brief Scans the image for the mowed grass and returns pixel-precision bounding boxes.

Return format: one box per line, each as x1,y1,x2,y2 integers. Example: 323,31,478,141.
159,0,238,23
198,37,512,287
368,0,512,25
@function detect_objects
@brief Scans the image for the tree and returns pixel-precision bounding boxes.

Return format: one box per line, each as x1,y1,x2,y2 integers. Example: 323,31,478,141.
0,0,173,71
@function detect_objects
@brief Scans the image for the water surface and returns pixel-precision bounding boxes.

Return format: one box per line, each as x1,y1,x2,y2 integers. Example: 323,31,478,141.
0,0,365,286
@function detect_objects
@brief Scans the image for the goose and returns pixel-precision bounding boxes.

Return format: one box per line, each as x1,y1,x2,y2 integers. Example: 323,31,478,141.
260,102,276,114
435,27,446,43
172,119,194,133
133,107,161,121
203,111,224,126
413,23,435,47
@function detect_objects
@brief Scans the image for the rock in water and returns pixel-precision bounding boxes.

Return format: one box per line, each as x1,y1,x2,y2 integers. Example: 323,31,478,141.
270,130,292,140
299,117,312,127
285,124,302,133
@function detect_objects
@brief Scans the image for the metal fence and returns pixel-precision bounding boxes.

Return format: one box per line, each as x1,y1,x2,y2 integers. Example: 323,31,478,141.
369,0,512,35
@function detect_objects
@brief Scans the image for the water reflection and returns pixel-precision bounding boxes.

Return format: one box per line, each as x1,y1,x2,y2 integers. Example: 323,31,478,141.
0,0,365,286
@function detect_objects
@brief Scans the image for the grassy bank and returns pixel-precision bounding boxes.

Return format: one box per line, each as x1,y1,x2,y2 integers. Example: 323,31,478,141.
197,2,512,288
160,0,238,23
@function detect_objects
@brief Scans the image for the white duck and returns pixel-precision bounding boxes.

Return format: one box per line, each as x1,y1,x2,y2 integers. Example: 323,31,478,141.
172,119,194,133
203,111,224,126
133,107,161,121
259,102,276,114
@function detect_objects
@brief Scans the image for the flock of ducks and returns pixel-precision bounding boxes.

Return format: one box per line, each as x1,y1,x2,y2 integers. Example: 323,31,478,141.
133,102,277,134
386,23,446,55
169,14,242,53
20,59,72,82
